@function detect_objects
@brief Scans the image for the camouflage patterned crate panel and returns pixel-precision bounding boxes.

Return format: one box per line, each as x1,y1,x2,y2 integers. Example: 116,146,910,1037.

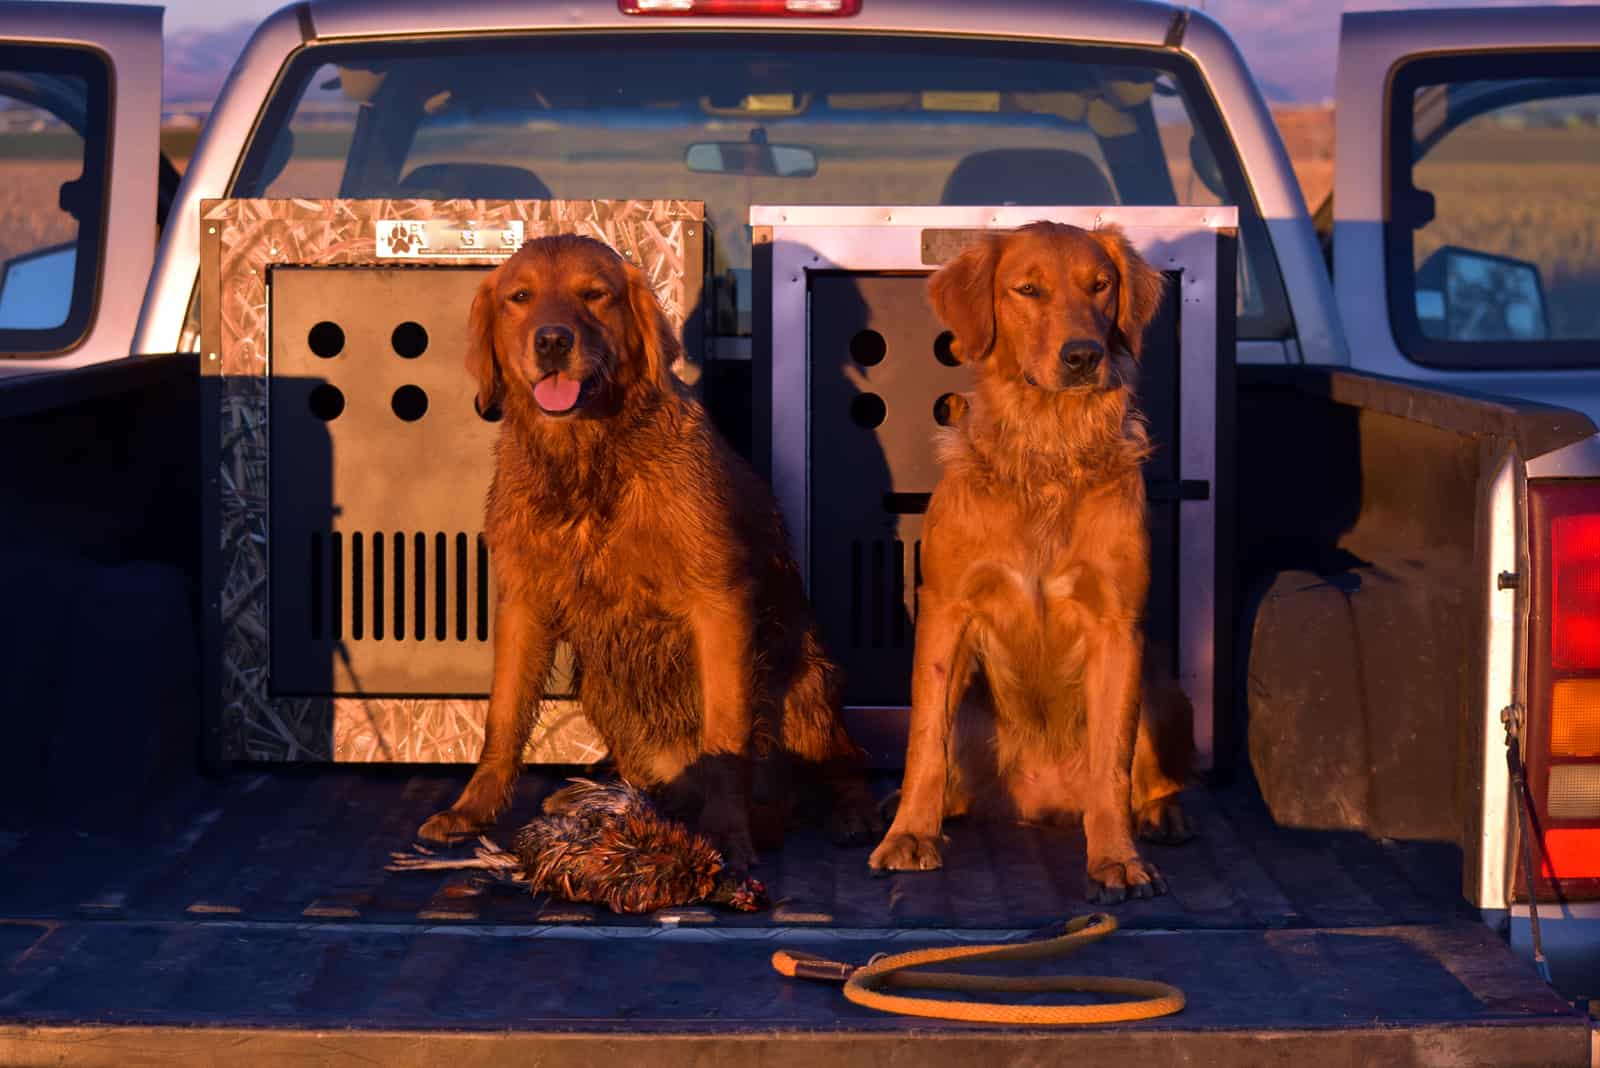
199,198,705,763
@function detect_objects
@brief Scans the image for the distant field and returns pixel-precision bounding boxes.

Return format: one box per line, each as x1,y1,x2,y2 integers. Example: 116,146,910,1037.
0,129,199,264
1416,161,1600,338
1273,104,1333,209
0,161,78,264
1414,124,1600,339
1,107,1593,339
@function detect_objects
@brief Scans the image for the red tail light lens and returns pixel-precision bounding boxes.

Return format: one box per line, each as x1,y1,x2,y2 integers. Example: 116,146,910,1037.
1525,481,1600,896
1542,828,1600,879
1552,511,1600,670
620,0,860,14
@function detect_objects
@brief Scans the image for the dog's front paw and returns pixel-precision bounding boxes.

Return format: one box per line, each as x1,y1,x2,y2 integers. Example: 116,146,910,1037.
1136,795,1194,845
826,781,887,846
709,824,759,872
700,801,759,871
869,830,945,872
1086,855,1167,904
417,807,487,844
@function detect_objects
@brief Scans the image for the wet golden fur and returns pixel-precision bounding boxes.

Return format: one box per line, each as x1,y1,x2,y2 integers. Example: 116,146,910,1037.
418,235,878,866
870,222,1194,901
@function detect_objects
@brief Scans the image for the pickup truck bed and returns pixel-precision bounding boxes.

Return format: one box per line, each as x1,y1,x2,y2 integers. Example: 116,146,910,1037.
0,769,1585,1066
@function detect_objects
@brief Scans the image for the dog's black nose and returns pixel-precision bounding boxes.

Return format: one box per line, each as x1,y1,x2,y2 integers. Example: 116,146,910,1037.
534,325,575,366
1059,340,1104,374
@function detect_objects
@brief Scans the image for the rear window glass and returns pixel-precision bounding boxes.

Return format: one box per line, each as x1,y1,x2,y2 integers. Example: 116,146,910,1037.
1386,51,1600,369
0,44,110,357
236,33,1288,339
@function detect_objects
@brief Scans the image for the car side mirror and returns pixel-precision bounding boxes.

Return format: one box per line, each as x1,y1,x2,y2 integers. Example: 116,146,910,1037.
0,241,76,330
1415,245,1548,342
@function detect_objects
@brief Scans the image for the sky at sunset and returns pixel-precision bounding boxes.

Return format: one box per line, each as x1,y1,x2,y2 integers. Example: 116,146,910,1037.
51,0,1600,104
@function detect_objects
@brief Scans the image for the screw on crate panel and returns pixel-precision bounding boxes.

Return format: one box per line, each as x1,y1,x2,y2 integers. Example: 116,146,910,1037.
1498,570,1521,590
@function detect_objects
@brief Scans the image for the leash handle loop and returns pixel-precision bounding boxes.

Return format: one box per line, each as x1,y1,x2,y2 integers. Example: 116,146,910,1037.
771,912,1186,1025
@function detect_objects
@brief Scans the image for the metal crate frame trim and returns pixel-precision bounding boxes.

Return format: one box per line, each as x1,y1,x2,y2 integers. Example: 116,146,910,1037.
756,204,1237,769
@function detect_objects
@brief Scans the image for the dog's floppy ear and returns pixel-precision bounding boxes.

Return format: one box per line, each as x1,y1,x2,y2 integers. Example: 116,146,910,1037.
927,236,998,363
624,260,682,389
465,273,503,416
1092,224,1166,360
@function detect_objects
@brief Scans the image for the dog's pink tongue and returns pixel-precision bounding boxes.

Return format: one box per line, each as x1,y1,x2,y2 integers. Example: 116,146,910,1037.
533,374,581,413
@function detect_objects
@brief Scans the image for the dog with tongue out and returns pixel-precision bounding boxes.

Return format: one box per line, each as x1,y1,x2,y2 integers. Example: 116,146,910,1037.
418,234,881,871
527,322,586,415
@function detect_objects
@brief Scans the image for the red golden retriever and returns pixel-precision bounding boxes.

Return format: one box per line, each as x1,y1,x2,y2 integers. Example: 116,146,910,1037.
869,222,1194,902
418,234,879,866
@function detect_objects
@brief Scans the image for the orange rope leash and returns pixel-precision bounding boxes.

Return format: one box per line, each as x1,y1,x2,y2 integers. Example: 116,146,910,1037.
772,912,1185,1025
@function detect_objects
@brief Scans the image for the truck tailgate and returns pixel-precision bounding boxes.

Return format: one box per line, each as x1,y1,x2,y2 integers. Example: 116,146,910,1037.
0,770,1586,1066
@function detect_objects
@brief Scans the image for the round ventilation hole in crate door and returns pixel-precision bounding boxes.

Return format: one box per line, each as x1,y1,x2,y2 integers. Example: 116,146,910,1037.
850,392,887,429
933,392,966,427
850,328,887,367
392,321,428,359
308,321,345,359
308,384,345,421
474,394,503,422
391,385,429,422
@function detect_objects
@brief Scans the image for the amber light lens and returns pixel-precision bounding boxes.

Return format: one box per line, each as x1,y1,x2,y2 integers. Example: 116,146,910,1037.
1551,679,1600,757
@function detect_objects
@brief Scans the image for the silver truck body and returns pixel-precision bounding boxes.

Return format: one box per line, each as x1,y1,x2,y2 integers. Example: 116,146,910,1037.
132,0,1339,366
1,0,1598,1016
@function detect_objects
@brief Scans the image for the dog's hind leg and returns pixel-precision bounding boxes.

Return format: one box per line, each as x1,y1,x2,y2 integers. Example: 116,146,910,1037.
1132,666,1195,845
777,630,883,845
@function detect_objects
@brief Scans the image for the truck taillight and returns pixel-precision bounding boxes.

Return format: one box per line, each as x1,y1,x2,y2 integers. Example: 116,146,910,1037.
1525,481,1600,893
619,0,860,14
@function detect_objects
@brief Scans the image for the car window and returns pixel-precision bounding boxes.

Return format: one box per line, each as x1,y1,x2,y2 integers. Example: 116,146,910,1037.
1387,52,1600,368
0,45,110,357
235,33,1291,340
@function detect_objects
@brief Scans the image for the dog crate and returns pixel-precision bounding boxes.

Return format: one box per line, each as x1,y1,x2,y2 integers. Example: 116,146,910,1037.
199,198,703,762
753,206,1236,768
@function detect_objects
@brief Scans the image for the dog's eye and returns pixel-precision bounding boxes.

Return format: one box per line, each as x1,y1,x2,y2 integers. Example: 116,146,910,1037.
1091,278,1111,294
508,289,531,304
581,288,609,303
1013,283,1039,297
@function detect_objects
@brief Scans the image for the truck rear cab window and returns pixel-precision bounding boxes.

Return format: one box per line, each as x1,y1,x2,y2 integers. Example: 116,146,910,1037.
231,32,1290,340
1386,52,1600,369
0,45,109,357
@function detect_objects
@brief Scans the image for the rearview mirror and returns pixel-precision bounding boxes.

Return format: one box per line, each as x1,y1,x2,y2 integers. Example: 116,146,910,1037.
1415,245,1548,342
684,141,817,179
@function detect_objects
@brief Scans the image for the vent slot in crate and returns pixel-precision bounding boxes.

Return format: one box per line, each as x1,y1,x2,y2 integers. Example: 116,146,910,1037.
301,530,488,648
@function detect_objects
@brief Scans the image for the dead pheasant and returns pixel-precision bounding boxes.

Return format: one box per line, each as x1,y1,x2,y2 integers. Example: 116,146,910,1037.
387,778,768,914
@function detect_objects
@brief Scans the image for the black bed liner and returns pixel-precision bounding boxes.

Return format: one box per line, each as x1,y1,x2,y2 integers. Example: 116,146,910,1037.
0,770,1586,1066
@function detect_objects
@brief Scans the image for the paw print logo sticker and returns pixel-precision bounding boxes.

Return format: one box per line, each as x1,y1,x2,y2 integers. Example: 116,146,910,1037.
381,222,425,257
377,219,522,259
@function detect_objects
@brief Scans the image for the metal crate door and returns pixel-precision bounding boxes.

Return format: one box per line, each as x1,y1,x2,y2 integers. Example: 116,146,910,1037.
806,270,1181,707
268,266,577,699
